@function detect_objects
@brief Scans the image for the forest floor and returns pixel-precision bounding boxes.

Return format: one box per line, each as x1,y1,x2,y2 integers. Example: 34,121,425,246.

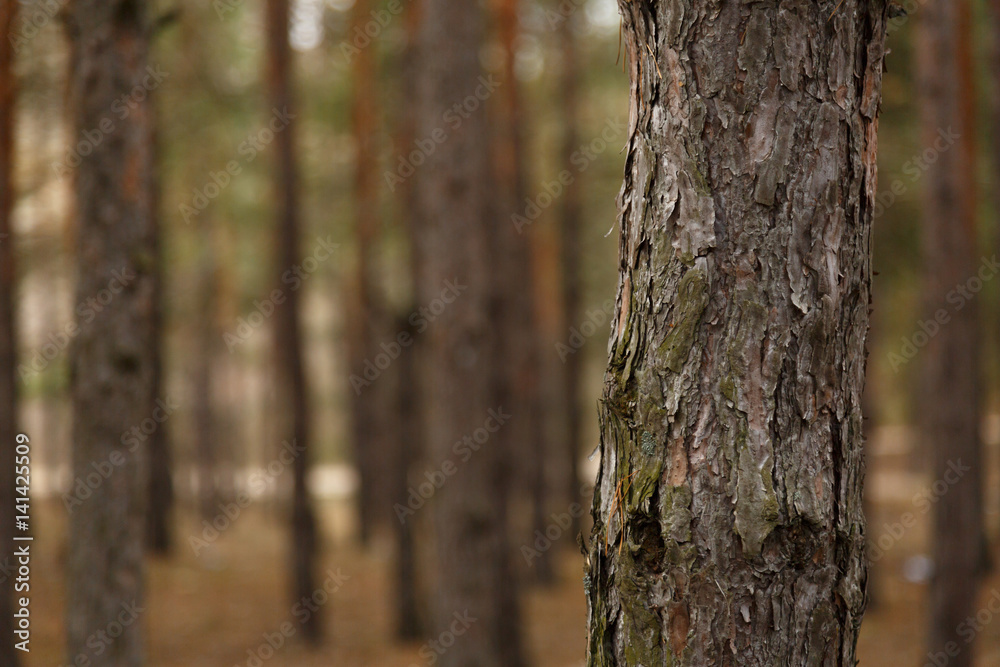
23,423,1000,666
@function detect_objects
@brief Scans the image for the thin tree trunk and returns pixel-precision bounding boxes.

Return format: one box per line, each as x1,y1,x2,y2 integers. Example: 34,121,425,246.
557,9,583,541
391,0,424,639
417,0,525,662
67,2,154,664
0,1,18,664
266,0,320,644
193,250,218,521
492,0,552,585
586,1,887,663
347,0,383,548
146,102,173,554
917,0,983,662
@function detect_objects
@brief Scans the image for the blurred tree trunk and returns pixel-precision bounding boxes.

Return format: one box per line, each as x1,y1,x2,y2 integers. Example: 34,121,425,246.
917,0,983,662
193,251,218,521
266,0,320,644
585,2,886,664
146,103,173,554
557,9,583,541
492,0,552,584
0,1,18,665
390,0,424,640
416,0,525,663
347,0,384,548
67,1,154,664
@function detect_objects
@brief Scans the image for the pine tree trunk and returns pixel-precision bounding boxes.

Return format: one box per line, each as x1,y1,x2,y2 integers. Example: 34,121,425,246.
0,1,19,664
917,0,983,662
146,103,173,554
416,0,524,663
347,0,385,549
586,1,887,663
67,2,154,664
391,0,425,639
266,0,320,644
491,0,552,585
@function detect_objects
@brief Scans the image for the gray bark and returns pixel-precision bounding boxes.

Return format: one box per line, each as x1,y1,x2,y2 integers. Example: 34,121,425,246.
67,1,154,664
586,1,887,663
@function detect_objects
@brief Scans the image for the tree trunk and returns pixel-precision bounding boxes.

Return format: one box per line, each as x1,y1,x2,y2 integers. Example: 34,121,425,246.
416,0,525,663
586,1,887,664
67,2,154,664
491,0,552,585
0,1,18,664
391,0,425,639
146,102,173,554
193,250,218,521
917,0,983,662
266,0,320,644
557,8,583,541
347,0,384,548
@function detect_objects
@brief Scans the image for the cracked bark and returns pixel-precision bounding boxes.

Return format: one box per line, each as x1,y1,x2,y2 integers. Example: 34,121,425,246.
586,0,887,664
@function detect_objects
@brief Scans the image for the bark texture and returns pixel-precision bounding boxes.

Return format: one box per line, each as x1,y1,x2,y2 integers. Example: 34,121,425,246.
67,1,154,664
586,0,887,664
416,0,524,663
0,1,18,664
917,0,983,662
266,0,321,643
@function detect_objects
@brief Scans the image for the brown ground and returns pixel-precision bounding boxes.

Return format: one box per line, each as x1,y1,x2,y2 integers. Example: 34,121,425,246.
20,425,1000,666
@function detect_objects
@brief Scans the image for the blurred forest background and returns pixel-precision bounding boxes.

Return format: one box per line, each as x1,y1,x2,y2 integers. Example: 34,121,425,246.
3,0,1000,664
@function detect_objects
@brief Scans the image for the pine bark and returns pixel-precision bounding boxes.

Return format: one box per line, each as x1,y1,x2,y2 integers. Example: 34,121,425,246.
416,0,524,663
586,1,887,664
0,1,18,664
917,0,983,662
67,1,155,664
266,0,321,643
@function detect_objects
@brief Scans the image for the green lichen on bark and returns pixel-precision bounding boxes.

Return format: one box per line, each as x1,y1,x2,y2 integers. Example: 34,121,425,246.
659,268,709,372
